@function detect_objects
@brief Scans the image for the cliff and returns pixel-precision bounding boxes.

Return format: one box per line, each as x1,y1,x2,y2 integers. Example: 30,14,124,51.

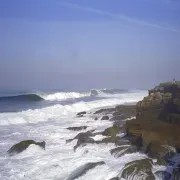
126,82,180,160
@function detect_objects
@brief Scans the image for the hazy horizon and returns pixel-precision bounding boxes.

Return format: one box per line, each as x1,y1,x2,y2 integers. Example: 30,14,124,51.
0,0,180,91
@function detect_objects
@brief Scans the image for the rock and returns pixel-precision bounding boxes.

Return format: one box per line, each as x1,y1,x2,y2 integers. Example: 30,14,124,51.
102,125,121,137
67,126,87,131
74,137,95,151
66,161,105,180
173,164,180,180
110,115,126,121
112,111,122,116
66,130,94,144
101,116,109,120
154,171,171,180
108,177,119,180
96,136,121,144
125,82,180,161
120,159,155,180
76,111,86,117
144,142,176,164
7,140,45,156
115,105,136,117
94,108,115,115
66,130,96,150
110,145,138,158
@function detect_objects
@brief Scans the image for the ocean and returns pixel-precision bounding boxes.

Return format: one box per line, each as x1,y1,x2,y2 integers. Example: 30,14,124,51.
1,88,170,180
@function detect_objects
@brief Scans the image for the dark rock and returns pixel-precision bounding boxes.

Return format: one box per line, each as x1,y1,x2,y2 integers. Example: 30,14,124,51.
94,108,115,114
96,136,121,144
102,125,121,137
66,161,105,180
112,111,122,116
74,137,95,151
94,117,98,120
7,140,45,156
66,130,96,150
110,145,138,158
66,130,94,143
173,164,180,180
110,115,126,121
108,177,119,180
115,105,136,117
120,159,155,180
76,111,86,117
67,126,87,131
125,82,180,160
101,116,109,120
154,171,171,180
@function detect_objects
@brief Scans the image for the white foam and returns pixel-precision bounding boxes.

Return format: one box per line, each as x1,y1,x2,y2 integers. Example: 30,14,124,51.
0,90,152,180
0,91,147,126
41,92,91,101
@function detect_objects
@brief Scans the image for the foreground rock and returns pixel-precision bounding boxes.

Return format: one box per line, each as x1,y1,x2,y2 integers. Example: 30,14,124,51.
66,161,105,180
120,159,155,180
7,140,45,156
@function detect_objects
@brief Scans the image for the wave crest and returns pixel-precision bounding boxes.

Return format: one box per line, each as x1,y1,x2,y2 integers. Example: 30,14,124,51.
0,94,43,102
0,89,142,102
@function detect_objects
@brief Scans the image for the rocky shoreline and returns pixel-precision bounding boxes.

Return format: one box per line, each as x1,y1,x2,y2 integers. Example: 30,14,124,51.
7,82,180,179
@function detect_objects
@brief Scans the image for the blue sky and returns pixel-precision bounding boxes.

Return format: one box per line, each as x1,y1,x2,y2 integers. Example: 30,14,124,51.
0,0,180,90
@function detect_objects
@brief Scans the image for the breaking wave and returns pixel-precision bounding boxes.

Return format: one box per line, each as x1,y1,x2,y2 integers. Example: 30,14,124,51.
0,88,131,102
0,90,147,125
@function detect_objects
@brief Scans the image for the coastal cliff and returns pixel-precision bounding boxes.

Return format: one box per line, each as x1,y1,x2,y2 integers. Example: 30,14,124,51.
126,82,180,162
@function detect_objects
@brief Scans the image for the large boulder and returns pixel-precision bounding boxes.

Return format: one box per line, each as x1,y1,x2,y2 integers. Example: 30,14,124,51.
7,140,45,156
120,159,155,180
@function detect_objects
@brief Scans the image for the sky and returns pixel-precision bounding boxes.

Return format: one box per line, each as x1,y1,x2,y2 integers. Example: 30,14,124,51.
0,0,180,91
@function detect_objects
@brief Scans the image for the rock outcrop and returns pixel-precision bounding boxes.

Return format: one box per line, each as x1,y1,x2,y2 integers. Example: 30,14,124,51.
125,82,180,173
7,140,46,156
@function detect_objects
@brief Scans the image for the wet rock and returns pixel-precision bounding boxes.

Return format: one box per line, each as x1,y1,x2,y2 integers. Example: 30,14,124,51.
96,136,121,144
101,116,109,120
74,137,95,151
7,140,45,156
102,125,121,137
112,111,122,116
67,126,87,131
76,111,86,117
120,159,155,180
66,130,94,144
173,164,180,180
143,142,176,165
66,161,105,180
94,108,115,115
110,145,138,158
154,171,171,180
115,105,136,117
108,177,119,180
110,115,126,121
